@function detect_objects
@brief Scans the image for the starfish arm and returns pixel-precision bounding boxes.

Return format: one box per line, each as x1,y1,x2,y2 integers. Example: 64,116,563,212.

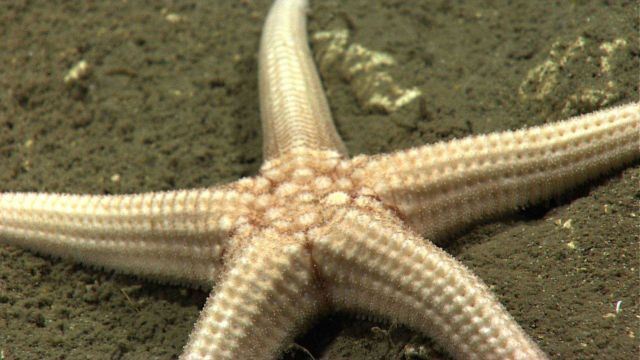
259,0,347,160
354,102,639,242
180,232,324,360
312,206,548,360
0,185,253,287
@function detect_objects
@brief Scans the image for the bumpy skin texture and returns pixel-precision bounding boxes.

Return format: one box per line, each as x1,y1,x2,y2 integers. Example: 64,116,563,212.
358,104,640,243
0,0,638,359
0,187,249,288
259,0,347,160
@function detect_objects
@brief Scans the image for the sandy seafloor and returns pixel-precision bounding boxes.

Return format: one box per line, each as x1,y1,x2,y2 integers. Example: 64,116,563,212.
0,0,638,359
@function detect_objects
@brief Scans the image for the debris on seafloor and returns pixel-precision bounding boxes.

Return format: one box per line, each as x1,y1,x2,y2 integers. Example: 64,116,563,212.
312,29,421,114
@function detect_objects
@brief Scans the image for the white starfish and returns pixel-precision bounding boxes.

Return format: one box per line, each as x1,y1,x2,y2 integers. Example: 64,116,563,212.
0,0,638,359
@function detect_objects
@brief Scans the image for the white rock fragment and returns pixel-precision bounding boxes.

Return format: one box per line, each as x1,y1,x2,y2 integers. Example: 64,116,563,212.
519,36,628,116
312,29,421,113
165,13,183,23
64,60,90,83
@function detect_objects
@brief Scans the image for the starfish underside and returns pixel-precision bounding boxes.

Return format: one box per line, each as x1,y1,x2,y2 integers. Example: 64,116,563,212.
1,0,638,359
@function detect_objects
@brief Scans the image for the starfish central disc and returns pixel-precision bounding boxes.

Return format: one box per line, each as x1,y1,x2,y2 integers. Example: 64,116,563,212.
243,149,361,236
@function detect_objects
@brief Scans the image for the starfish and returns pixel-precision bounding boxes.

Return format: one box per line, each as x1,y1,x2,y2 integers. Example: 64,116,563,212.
1,0,638,359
